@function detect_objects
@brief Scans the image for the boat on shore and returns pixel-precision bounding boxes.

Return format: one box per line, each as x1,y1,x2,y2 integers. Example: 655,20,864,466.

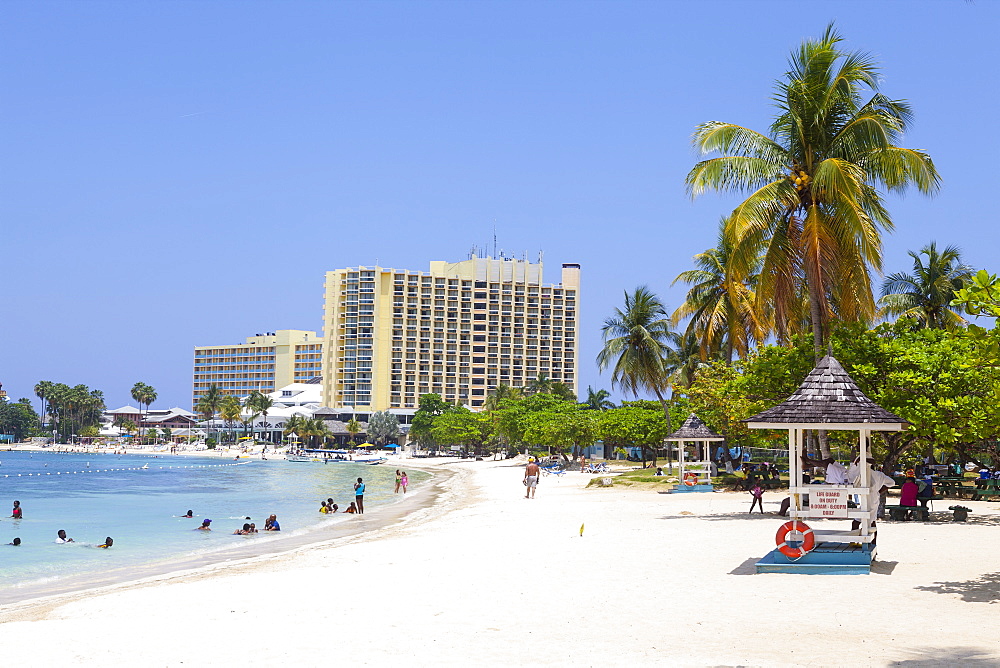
285,449,388,465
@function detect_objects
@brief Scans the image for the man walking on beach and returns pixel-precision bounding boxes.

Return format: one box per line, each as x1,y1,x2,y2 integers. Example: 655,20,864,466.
524,458,540,499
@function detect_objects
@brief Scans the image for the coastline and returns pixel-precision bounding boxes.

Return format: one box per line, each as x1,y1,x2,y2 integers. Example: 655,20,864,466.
2,459,999,666
0,457,455,611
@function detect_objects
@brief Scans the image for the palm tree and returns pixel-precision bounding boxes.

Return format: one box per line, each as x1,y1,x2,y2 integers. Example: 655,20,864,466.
550,382,576,402
583,386,614,411
483,383,523,411
195,383,223,442
33,380,53,431
879,242,973,330
345,418,362,447
525,373,553,395
686,25,940,357
219,395,242,445
130,382,157,439
664,331,707,390
283,415,306,447
672,222,763,362
596,286,678,466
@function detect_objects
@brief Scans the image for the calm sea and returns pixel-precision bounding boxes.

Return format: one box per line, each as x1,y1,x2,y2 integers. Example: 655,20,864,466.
0,451,427,600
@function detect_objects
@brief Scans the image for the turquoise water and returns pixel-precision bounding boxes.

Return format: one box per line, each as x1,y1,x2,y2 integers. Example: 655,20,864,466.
0,451,427,598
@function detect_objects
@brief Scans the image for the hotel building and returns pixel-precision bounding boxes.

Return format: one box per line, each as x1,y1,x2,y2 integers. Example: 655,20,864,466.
321,256,580,411
192,330,323,407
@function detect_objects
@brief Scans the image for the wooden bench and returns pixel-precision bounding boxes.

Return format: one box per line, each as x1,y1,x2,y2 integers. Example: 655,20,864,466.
973,488,1000,501
884,504,929,521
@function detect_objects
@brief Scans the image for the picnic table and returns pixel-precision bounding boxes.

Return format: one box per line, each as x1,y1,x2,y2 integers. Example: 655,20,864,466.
973,478,1000,501
936,478,974,499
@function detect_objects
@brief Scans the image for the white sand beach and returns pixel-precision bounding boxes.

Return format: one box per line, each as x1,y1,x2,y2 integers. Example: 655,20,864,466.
2,458,999,667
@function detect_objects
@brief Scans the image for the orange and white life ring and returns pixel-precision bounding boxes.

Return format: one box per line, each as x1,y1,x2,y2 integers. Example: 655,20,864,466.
684,479,696,487
683,472,698,486
775,520,815,558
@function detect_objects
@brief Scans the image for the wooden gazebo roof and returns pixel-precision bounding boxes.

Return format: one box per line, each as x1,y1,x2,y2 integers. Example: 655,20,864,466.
666,414,725,441
744,355,908,429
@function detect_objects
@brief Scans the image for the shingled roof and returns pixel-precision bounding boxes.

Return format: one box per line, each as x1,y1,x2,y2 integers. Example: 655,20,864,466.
744,355,908,426
666,414,725,441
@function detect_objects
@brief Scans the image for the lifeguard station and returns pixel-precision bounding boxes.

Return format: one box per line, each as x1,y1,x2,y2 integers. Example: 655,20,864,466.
746,356,908,574
666,414,725,493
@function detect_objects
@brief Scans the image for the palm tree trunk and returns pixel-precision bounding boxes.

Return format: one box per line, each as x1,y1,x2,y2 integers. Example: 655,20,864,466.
651,387,671,470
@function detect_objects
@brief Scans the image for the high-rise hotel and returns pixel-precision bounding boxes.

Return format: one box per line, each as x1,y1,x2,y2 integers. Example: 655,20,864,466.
321,256,580,411
191,330,323,406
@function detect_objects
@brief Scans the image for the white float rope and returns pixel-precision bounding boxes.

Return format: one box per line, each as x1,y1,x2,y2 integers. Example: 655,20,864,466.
3,461,251,478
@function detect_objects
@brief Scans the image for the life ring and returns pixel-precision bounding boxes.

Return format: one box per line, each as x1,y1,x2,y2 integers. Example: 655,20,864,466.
684,479,696,487
775,520,815,558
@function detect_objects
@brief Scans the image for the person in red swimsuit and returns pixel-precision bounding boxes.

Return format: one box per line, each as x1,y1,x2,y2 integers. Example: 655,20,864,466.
11,500,22,519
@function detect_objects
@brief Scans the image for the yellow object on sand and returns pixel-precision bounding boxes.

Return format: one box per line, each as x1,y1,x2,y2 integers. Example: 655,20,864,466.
579,523,585,537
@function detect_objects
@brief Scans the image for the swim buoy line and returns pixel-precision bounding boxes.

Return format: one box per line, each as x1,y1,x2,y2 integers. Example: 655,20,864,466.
775,519,815,559
2,461,250,479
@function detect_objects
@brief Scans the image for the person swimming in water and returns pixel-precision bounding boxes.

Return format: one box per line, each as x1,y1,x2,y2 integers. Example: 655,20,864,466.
264,514,280,531
344,502,358,514
55,529,74,543
97,537,113,548
196,519,212,531
182,510,193,518
233,523,251,535
7,537,20,546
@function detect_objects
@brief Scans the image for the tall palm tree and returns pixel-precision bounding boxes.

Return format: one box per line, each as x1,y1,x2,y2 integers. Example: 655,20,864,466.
219,395,242,445
484,383,524,411
131,382,157,439
663,331,706,390
583,386,615,411
525,373,553,395
195,383,223,442
596,286,678,466
686,24,940,357
33,380,53,431
245,391,274,442
672,222,763,362
879,242,972,329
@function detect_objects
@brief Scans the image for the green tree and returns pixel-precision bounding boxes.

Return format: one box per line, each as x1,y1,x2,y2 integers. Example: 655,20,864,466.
33,380,54,431
131,382,157,438
672,222,763,362
525,373,553,395
952,270,1000,319
597,405,672,464
879,242,973,329
410,393,453,449
583,386,615,411
0,398,40,441
430,408,487,455
484,383,523,411
686,25,940,355
523,406,597,462
596,286,678,466
219,395,242,444
367,410,400,446
345,418,362,446
195,383,223,442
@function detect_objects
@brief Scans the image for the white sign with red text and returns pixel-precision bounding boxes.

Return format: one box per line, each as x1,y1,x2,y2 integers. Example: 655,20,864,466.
807,488,850,518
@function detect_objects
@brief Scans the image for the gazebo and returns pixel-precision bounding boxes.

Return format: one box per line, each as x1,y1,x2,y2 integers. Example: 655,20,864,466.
665,414,725,493
745,355,908,574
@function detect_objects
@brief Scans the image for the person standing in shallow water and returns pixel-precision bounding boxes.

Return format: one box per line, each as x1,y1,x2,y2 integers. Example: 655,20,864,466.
394,470,402,494
11,500,22,519
400,471,408,494
354,477,365,514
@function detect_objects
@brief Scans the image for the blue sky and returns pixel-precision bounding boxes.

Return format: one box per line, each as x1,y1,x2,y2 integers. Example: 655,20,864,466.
3,1,998,410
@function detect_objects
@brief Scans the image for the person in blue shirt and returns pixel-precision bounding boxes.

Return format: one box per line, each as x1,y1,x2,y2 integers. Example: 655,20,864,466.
354,477,365,514
264,514,280,531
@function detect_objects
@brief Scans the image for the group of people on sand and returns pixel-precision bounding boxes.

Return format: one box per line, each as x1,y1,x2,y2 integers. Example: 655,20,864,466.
182,509,281,534
4,500,112,548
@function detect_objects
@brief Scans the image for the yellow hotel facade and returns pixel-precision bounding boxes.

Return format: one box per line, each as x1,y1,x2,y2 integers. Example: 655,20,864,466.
321,256,580,411
191,330,323,407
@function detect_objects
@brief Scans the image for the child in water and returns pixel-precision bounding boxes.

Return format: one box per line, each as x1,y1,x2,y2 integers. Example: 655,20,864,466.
344,502,358,514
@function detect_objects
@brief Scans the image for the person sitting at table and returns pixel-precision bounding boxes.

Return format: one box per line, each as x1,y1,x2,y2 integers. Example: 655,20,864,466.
900,477,919,506
916,477,935,507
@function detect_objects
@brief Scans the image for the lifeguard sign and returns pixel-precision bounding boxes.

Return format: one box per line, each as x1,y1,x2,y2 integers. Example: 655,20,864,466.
744,355,908,573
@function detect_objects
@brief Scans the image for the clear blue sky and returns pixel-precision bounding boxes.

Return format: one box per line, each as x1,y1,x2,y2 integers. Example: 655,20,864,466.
3,1,998,410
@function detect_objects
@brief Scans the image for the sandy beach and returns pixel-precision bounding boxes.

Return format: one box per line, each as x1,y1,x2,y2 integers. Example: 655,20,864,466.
2,457,999,667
